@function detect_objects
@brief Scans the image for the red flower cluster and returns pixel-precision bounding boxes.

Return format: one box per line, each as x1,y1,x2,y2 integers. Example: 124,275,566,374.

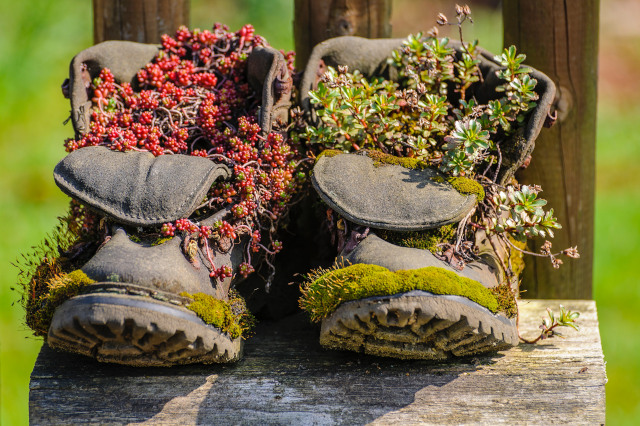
238,262,255,278
65,24,301,281
210,265,233,280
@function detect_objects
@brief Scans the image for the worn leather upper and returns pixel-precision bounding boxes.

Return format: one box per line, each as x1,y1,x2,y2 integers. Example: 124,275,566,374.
312,152,476,231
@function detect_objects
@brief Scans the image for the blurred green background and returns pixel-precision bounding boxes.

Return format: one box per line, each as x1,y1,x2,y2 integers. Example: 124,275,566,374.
1,1,638,424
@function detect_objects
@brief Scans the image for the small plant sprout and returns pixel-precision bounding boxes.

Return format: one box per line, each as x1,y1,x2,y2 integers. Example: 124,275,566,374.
489,185,561,241
519,305,580,344
441,118,491,176
486,185,579,269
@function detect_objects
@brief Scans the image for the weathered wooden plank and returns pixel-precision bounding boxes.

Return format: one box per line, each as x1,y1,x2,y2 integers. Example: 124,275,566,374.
29,300,605,425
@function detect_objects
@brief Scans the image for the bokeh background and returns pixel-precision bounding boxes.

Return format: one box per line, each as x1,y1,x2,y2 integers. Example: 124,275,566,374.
1,1,638,424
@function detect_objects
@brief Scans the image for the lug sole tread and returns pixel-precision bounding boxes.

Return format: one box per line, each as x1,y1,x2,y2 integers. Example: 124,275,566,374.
320,291,517,360
48,293,242,367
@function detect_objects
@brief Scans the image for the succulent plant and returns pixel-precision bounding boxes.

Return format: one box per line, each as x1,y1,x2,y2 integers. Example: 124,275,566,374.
297,7,578,276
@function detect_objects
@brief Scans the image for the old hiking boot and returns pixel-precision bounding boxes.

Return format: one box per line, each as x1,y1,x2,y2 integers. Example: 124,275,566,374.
48,146,248,366
298,36,556,359
308,150,518,359
46,40,292,366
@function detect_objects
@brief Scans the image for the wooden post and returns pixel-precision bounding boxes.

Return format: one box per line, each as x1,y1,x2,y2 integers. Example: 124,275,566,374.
93,0,190,44
503,1,599,299
294,0,392,69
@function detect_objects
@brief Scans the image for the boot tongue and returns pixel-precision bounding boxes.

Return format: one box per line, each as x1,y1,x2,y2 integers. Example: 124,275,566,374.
311,151,477,232
54,146,230,226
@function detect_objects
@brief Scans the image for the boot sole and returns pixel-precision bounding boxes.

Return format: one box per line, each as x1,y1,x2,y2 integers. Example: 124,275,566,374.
48,293,243,366
320,290,517,360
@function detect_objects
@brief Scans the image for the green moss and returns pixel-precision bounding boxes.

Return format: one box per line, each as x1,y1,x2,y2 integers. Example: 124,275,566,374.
27,270,96,337
490,281,518,318
180,292,254,339
16,216,77,325
448,176,485,201
152,236,173,246
377,224,456,252
128,234,142,243
300,263,500,322
316,149,430,171
365,150,428,170
482,237,523,319
227,289,257,337
315,149,343,162
432,175,485,201
16,209,107,337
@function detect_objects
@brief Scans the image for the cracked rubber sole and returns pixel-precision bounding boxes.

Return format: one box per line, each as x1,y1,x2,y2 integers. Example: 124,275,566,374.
48,293,243,366
319,290,517,360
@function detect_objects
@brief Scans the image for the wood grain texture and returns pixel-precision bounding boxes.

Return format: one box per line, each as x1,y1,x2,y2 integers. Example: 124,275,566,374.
503,1,599,299
30,300,605,424
294,0,392,69
93,0,190,44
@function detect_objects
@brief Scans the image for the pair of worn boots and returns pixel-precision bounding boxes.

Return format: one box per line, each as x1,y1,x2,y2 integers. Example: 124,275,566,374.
44,35,554,366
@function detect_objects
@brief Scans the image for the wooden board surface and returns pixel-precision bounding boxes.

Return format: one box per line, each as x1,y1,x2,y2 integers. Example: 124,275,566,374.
30,299,605,425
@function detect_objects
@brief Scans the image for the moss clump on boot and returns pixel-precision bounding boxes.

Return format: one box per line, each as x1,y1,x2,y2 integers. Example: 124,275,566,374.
16,205,105,337
483,237,523,319
315,149,344,162
128,234,142,243
27,270,96,337
365,150,428,170
180,291,255,339
490,281,518,318
227,289,257,337
152,236,174,246
300,263,500,322
432,175,485,201
316,150,430,170
376,224,456,252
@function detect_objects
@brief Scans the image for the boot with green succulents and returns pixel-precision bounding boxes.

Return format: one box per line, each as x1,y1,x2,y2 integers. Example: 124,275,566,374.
295,8,579,359
16,24,304,366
